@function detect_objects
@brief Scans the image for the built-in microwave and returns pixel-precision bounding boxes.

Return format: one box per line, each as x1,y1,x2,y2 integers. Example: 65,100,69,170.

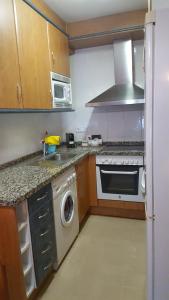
51,72,72,108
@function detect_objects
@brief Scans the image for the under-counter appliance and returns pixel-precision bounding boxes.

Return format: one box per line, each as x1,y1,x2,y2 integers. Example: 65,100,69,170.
96,155,144,202
51,72,72,108
52,167,79,266
66,133,75,148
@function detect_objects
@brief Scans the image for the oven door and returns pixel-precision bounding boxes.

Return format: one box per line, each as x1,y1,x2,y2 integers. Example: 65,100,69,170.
52,81,72,107
96,164,144,202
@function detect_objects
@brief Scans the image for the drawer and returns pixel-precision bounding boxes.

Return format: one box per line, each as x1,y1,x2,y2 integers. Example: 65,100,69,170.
29,201,53,229
33,225,55,253
28,184,52,215
35,249,56,286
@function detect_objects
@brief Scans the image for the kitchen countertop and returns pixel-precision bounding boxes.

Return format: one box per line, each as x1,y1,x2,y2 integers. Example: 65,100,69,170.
0,142,144,207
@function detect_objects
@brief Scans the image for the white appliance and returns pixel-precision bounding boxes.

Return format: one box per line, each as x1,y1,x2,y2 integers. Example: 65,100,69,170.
96,155,144,202
52,167,79,266
51,72,72,108
145,10,169,300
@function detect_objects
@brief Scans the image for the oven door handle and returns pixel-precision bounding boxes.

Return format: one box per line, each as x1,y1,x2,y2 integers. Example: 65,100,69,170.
100,170,138,175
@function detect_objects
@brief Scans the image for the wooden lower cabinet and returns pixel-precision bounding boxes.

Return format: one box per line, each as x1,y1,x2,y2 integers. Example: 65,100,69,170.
0,207,27,300
90,200,145,220
0,265,9,300
75,156,90,224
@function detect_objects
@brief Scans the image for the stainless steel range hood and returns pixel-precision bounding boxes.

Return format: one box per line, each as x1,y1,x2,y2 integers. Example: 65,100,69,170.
86,40,144,107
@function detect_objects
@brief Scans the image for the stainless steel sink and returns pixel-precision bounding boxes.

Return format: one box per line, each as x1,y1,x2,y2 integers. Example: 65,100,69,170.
29,152,77,167
45,152,77,162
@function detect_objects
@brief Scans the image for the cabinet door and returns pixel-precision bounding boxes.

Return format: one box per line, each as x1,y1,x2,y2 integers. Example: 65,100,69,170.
48,23,70,77
14,0,51,109
0,0,22,109
76,156,89,224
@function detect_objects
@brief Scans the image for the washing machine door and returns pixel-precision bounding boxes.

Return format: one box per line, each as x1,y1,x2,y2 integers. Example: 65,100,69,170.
61,190,74,227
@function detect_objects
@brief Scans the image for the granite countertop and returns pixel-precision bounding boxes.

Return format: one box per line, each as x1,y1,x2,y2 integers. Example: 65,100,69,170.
0,142,144,207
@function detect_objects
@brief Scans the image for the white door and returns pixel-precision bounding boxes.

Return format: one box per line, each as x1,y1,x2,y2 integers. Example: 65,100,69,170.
145,12,155,300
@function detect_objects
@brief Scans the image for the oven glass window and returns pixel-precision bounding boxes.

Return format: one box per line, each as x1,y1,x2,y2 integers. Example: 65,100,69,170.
99,165,139,195
54,84,64,99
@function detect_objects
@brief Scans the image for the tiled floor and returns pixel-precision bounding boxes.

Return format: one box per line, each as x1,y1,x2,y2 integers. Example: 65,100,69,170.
37,216,146,300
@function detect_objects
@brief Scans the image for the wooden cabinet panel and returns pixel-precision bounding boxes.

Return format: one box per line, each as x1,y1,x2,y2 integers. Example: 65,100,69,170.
0,265,9,300
48,23,70,77
32,0,66,32
76,156,89,224
0,207,27,300
14,0,51,109
0,0,22,109
88,155,98,207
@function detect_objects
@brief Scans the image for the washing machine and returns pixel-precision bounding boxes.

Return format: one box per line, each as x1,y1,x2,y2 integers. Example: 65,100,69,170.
52,167,79,267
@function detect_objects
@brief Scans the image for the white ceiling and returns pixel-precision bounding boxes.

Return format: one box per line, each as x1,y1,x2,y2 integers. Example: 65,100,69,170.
44,0,147,23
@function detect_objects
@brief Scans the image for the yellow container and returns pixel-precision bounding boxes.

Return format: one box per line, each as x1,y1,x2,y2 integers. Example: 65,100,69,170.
44,136,61,145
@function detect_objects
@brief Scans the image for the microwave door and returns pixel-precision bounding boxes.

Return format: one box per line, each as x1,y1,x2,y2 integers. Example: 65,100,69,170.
53,82,67,103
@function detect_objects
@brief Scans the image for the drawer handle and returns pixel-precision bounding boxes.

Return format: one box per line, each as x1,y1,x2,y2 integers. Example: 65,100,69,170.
38,209,49,220
41,245,52,255
40,229,50,237
36,193,48,202
43,262,53,271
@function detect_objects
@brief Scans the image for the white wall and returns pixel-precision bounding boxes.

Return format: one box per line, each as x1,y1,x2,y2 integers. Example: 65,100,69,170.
59,44,144,142
152,0,169,9
0,113,62,164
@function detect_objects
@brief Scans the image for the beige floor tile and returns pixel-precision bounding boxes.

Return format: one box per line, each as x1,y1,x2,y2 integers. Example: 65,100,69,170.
37,216,146,300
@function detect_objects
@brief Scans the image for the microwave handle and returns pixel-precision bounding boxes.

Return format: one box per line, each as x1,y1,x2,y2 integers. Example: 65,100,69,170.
100,170,138,175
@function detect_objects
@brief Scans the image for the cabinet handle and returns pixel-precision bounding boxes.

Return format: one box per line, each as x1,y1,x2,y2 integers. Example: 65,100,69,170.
36,193,47,202
43,262,53,271
16,83,22,104
40,229,50,237
41,244,52,255
51,51,55,66
38,209,49,220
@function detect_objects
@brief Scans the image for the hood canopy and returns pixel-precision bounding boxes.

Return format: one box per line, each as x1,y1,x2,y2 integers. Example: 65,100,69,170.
86,39,144,107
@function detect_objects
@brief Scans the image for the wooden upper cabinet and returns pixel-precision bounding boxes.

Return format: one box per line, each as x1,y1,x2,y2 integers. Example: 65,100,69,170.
47,23,70,77
0,0,22,109
14,0,51,109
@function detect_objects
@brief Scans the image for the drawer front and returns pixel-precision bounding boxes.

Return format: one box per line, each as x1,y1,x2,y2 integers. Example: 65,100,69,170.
28,184,52,214
29,201,53,229
32,221,55,253
32,229,56,286
35,249,56,285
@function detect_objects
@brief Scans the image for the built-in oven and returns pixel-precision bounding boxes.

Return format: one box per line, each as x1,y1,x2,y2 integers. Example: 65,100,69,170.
51,72,72,108
96,155,144,202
